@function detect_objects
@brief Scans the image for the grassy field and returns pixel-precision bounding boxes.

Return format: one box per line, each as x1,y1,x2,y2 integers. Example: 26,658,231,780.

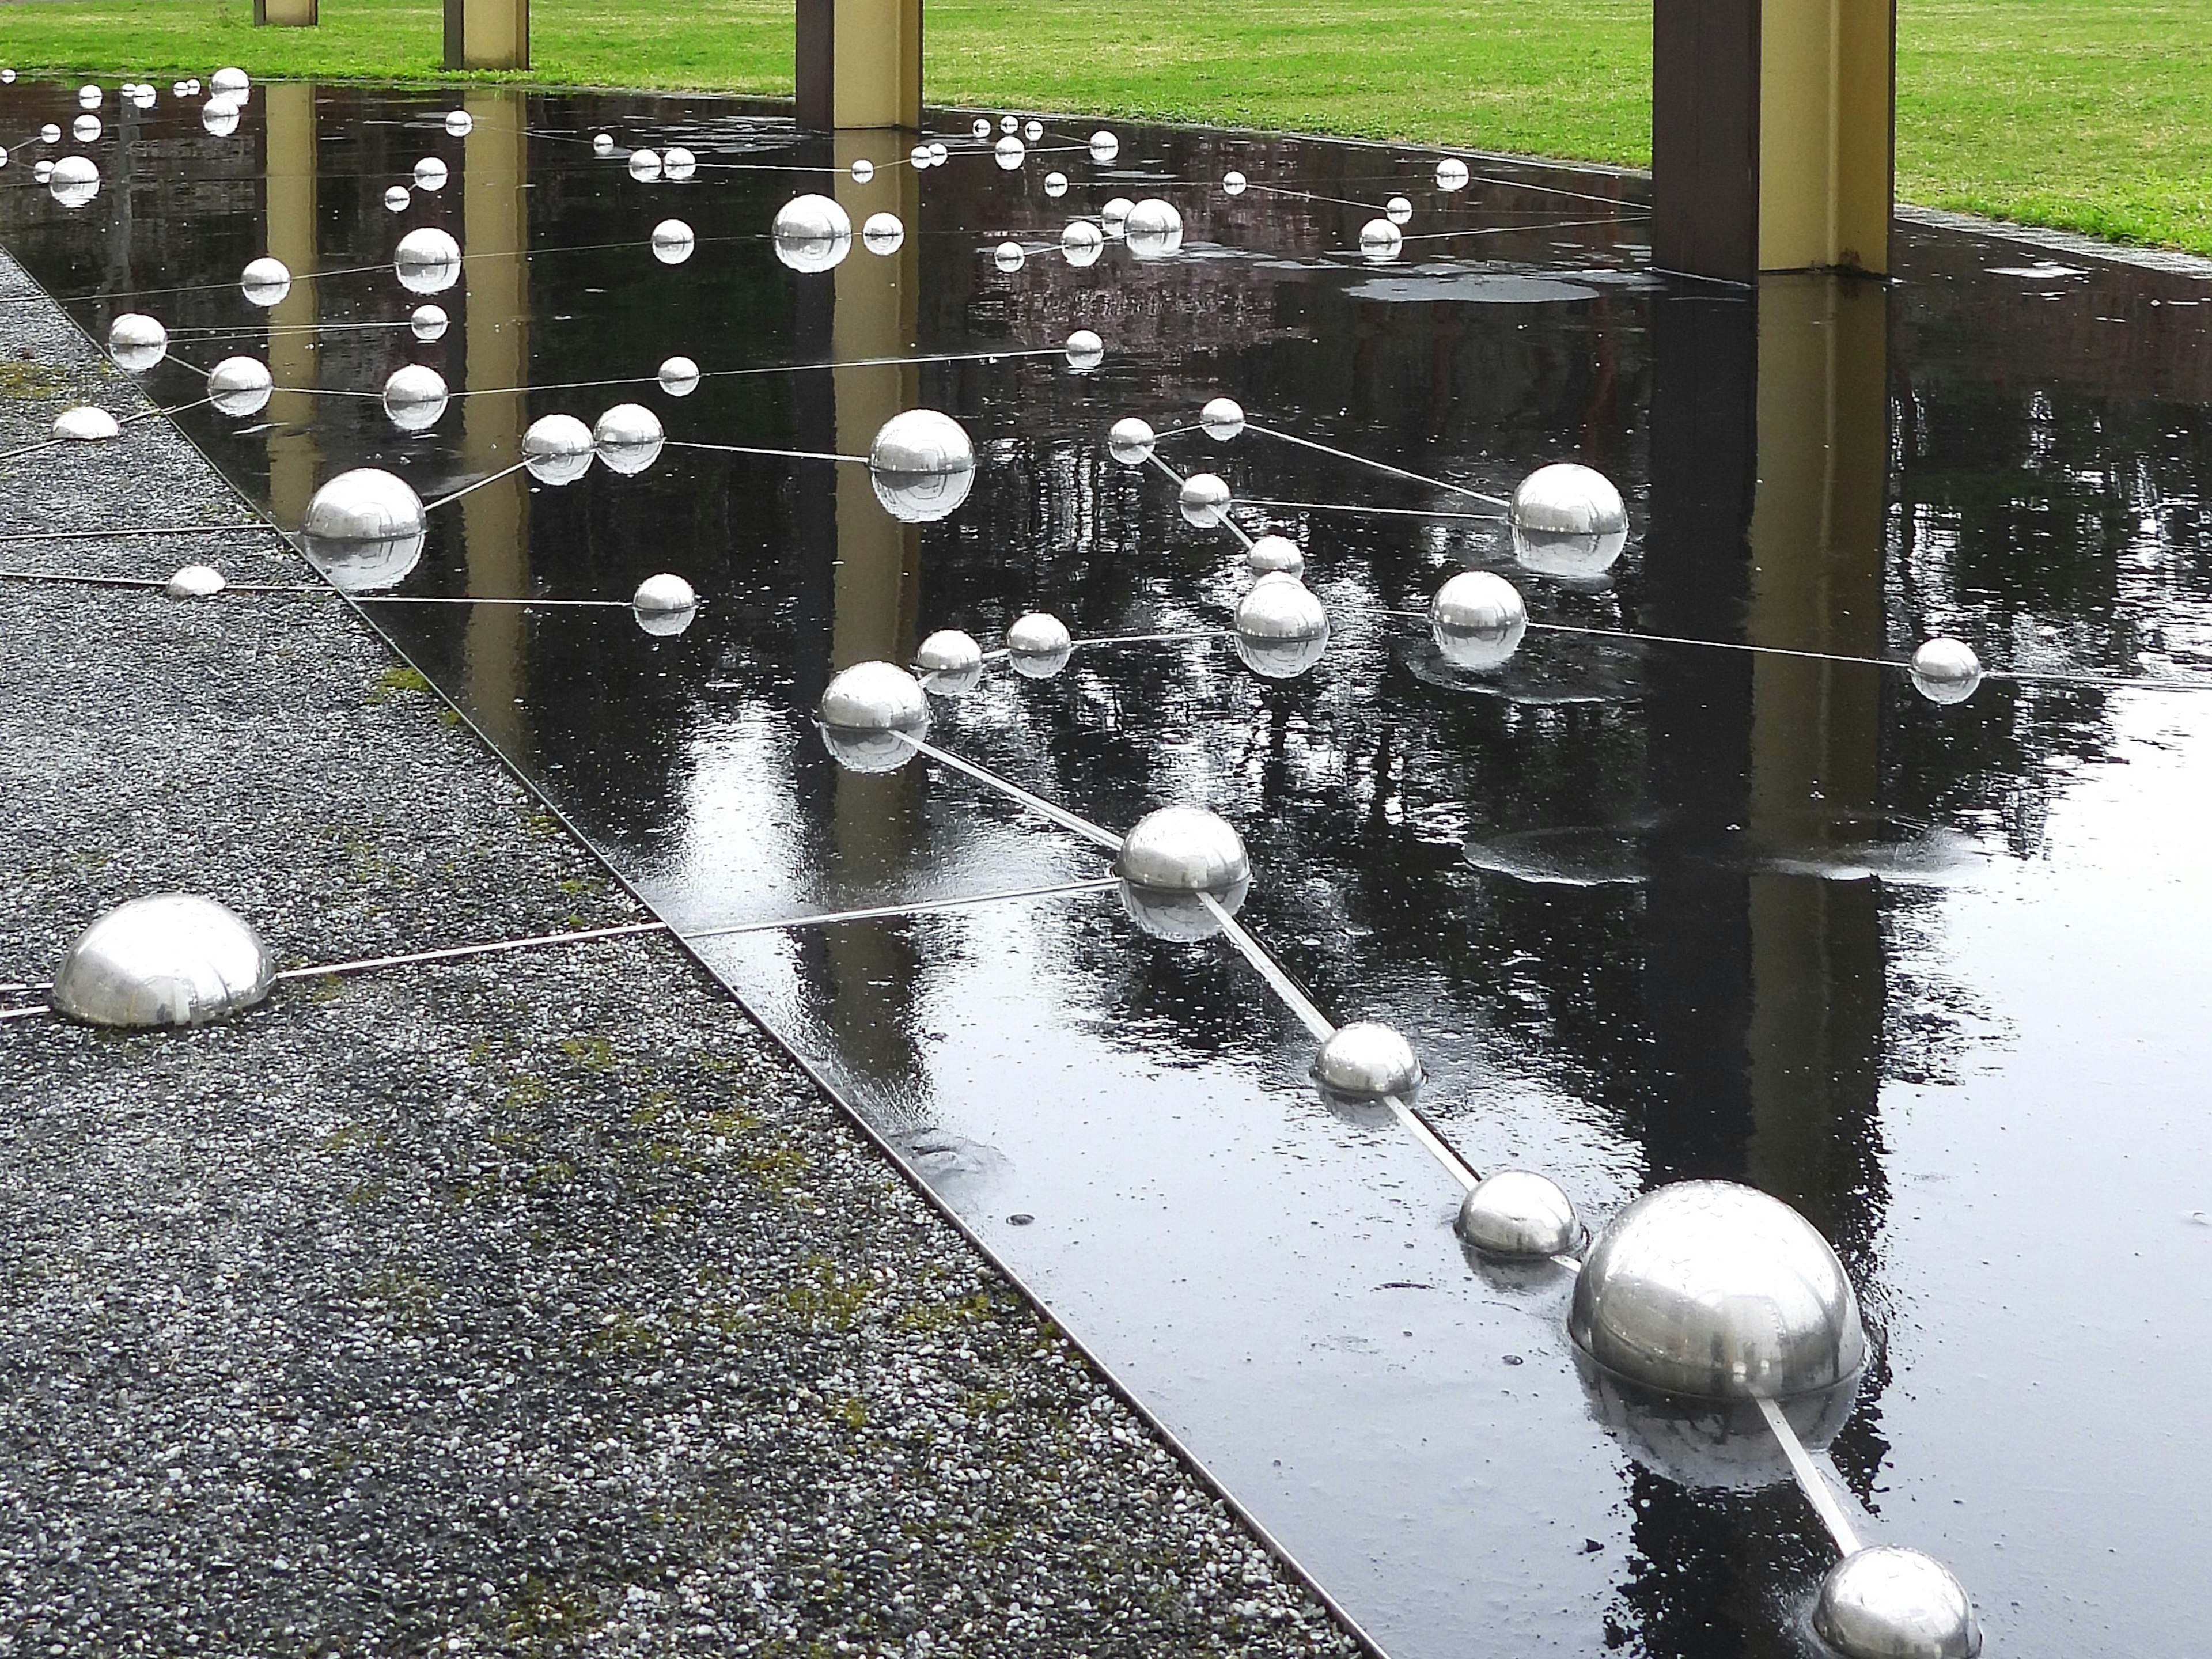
2,0,2207,253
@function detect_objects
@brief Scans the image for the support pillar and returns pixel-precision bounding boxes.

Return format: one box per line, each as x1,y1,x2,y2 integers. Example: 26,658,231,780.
253,0,318,25
796,0,923,131
444,0,529,71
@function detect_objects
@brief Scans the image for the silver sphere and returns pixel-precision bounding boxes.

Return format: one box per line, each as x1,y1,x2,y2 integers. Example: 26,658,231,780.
48,154,99,209
627,147,661,181
384,184,411,213
592,403,665,476
1101,196,1134,236
412,156,448,191
868,409,976,524
663,146,697,181
771,193,853,274
993,135,1025,171
971,118,992,138
210,66,249,96
1200,397,1245,442
657,355,700,397
861,211,906,255
1108,416,1156,467
1123,198,1184,260
1312,1022,1423,1103
410,303,449,341
1815,1547,1982,1659
908,143,932,169
522,414,596,485
819,661,929,774
1061,218,1104,268
200,98,240,138
1358,218,1403,262
1001,115,1020,135
926,142,948,165
1179,471,1231,528
1234,573,1330,680
1437,157,1469,191
994,240,1027,273
850,158,875,183
1511,463,1629,579
1457,1170,1580,1260
52,404,119,444
1116,805,1251,942
394,227,463,296
38,124,60,146
1025,119,1044,141
444,108,474,137
1245,535,1304,578
1005,611,1073,679
1065,329,1105,371
1222,169,1247,195
592,131,615,155
72,113,102,142
1089,130,1119,162
381,363,449,433
77,84,102,109
207,355,273,418
631,572,698,638
1431,570,1528,671
1910,637,1983,705
1570,1180,1866,1401
51,893,273,1029
33,161,54,185
916,628,985,696
1385,194,1414,225
1044,170,1069,198
650,218,695,264
302,468,427,593
165,564,225,600
240,256,291,307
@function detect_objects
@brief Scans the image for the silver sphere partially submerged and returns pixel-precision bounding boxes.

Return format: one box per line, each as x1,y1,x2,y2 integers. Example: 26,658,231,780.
1233,573,1330,680
771,194,853,274
394,227,463,296
631,572,698,638
1179,472,1231,528
1115,805,1251,943
869,410,976,524
1910,637,1983,705
1312,1021,1422,1103
1005,611,1073,680
819,661,930,774
51,894,273,1029
301,467,427,593
522,413,596,486
1431,570,1528,671
1511,463,1630,580
381,363,449,433
1201,397,1245,442
1814,1547,1982,1659
207,355,273,418
166,564,226,600
1457,1169,1580,1260
108,312,172,372
239,256,291,307
1123,198,1184,260
1245,535,1304,578
592,403,665,476
1108,417,1156,468
916,628,986,696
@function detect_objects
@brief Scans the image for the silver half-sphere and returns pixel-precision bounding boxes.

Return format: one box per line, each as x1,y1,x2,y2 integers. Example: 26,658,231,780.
819,660,929,773
384,184,411,213
1432,570,1528,671
394,226,463,296
1005,611,1073,679
869,409,976,524
1234,574,1329,680
627,147,661,181
1312,1021,1423,1103
650,218,695,264
48,154,100,209
771,193,853,274
1065,328,1105,370
52,404,120,443
1179,471,1232,528
200,97,240,138
1060,219,1103,270
1569,1180,1866,1401
165,563,226,599
1116,805,1251,942
593,403,665,476
1358,218,1403,262
631,572,697,638
1814,1547,1982,1659
1123,198,1184,260
1437,157,1470,191
1108,416,1156,467
51,894,274,1029
207,355,273,417
210,66,249,95
1200,397,1245,441
664,146,697,181
657,355,700,397
301,467,427,593
916,628,986,696
412,156,448,191
240,256,291,307
1240,535,1302,579
381,363,449,433
861,211,906,255
410,304,448,340
522,413,596,485
1512,462,1630,579
1089,130,1119,162
1457,1170,1580,1260
1910,637,1983,705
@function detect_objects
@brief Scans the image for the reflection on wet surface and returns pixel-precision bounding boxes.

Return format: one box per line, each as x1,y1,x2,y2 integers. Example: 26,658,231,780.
6,79,2212,1658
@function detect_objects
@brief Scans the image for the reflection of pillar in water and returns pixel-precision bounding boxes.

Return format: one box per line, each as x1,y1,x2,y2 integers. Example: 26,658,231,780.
460,89,532,761
262,82,320,529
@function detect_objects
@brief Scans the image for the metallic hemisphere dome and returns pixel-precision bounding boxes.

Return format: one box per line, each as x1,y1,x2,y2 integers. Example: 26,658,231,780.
51,893,273,1029
239,256,291,307
51,404,120,443
384,184,411,213
1457,1169,1581,1260
200,98,241,138
631,573,698,638
210,66,250,95
861,211,906,255
663,146,698,181
1431,570,1528,671
657,356,701,398
1005,611,1073,680
1511,462,1630,580
915,628,986,696
410,304,449,341
300,467,427,594
592,403,665,476
1909,637,1983,706
1437,157,1470,191
207,355,273,418
381,363,449,433
627,147,661,181
1065,328,1105,371
1358,218,1403,262
649,218,695,264
1061,219,1104,268
522,413,596,486
1116,805,1251,943
1814,1547,1982,1659
818,660,929,774
869,410,976,524
394,227,463,296
165,564,225,600
1089,130,1120,163
1179,471,1232,528
48,154,100,210
1123,198,1184,261
1313,1021,1423,1103
1233,574,1330,680
412,156,448,191
1108,416,1156,468
1201,397,1246,442
1569,1180,1867,1402
771,193,853,274
1244,535,1305,578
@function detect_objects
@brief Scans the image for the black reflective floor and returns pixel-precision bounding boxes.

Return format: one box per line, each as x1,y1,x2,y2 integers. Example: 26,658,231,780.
6,79,2212,1659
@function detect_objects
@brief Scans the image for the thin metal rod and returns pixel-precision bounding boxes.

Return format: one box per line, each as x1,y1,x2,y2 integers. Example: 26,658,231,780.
0,525,272,544
1754,1395,1863,1556
274,921,668,981
1381,1095,1481,1189
422,460,531,512
684,876,1119,942
1199,895,1334,1040
902,736,1125,851
671,440,867,464
1397,213,1652,245
1238,497,1505,523
1243,421,1509,506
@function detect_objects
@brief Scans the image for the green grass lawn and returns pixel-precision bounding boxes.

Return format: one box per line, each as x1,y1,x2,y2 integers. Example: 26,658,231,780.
3,0,2208,254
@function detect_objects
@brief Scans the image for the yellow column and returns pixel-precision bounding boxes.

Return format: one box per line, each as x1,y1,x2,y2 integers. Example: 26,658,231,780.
262,82,319,529
1759,0,1894,275
254,0,319,25
444,0,530,71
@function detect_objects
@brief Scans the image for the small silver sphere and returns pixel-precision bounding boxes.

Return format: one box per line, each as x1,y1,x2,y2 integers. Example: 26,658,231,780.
381,363,449,433
819,660,929,774
1123,198,1184,260
1061,218,1104,268
593,403,665,476
861,211,906,255
1814,1547,1982,1659
1358,218,1403,262
1116,805,1251,942
394,227,463,296
412,156,448,191
1025,119,1044,141
1044,170,1069,198
210,66,249,96
1179,471,1231,528
522,414,596,485
592,131,615,155
1437,158,1469,191
1245,534,1304,578
971,118,992,138
38,124,61,146
1005,611,1073,679
48,154,99,209
33,161,54,185
240,255,291,307
631,572,698,638
72,113,101,143
444,108,473,137
1108,416,1156,467
51,893,273,1029
650,218,695,264
1001,115,1020,135
207,355,273,418
52,404,119,444
993,135,1025,171
909,143,933,169
850,158,875,183
1910,637,1982,705
916,628,986,695
1065,329,1105,371
926,141,949,165
1570,1180,1866,1401
1089,130,1119,162
77,84,103,109
1385,194,1414,225
663,146,697,181
994,240,1027,273
165,564,225,600
301,467,427,593
1312,1022,1423,1103
384,184,411,213
1100,197,1135,235
1431,570,1528,671
1222,169,1247,195
410,303,448,341
771,193,853,274
1511,463,1630,579
868,409,976,524
1200,397,1245,442
627,147,662,181
1457,1170,1580,1260
1234,574,1330,680
200,98,240,138
657,355,700,397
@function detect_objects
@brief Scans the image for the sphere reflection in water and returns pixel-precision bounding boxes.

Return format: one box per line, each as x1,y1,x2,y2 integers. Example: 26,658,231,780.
1061,218,1104,268
1431,570,1528,670
240,256,291,306
395,227,463,295
664,146,697,180
48,154,99,209
51,894,272,1029
381,363,449,433
1312,1022,1422,1103
1510,462,1628,579
819,661,930,774
861,211,905,255
522,413,596,485
657,355,700,397
410,303,449,341
1358,218,1403,261
1123,198,1184,260
52,406,120,444
412,156,448,191
631,573,698,638
868,409,976,524
592,403,665,476
384,184,411,213
650,218,695,264
1457,1171,1580,1260
301,468,427,593
207,356,273,417
627,147,661,181
165,565,226,600
1233,573,1329,680
916,628,985,696
1179,471,1230,527
1108,416,1156,467
1115,805,1251,943
1910,637,1983,704
1101,198,1134,236
107,313,168,373
1089,130,1119,162
1065,329,1105,371
1200,397,1245,442
200,99,239,138
1815,1547,1982,1659
1245,534,1304,578
1006,612,1073,679
771,193,853,273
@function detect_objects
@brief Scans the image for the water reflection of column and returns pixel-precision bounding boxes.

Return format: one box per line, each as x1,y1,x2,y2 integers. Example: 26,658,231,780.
460,89,532,760
262,82,320,528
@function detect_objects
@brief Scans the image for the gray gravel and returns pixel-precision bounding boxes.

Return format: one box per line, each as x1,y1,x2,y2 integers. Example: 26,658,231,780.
0,248,1363,1657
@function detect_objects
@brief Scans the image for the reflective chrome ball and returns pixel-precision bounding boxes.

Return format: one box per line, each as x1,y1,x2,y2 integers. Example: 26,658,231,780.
394,227,463,296
1044,171,1069,198
850,158,875,183
200,97,240,138
663,146,697,181
909,143,932,169
207,355,273,418
1511,463,1630,579
1910,637,1982,705
210,66,250,96
444,108,473,137
1312,1022,1423,1103
384,184,411,213
1431,570,1528,671
522,413,596,485
861,211,905,255
593,403,665,476
1179,472,1231,528
1089,131,1119,163
38,124,61,146
1437,157,1470,191
1116,805,1251,942
650,218,695,264
1001,115,1020,135
1025,119,1043,141
410,303,449,341
1569,1180,1866,1400
1245,534,1304,578
33,161,54,185
1005,611,1073,679
1385,194,1414,225
1200,397,1245,442
301,467,427,593
1222,169,1247,195
51,893,273,1029
1358,219,1403,262
869,409,976,524
993,135,1025,171
240,256,291,307
1123,198,1184,260
165,563,226,599
773,194,852,273
77,84,102,109
631,572,698,638
1061,218,1104,268
1457,1170,1580,1260
71,114,101,143
50,154,99,209
593,131,615,155
971,118,992,138
1065,328,1105,371
657,355,700,397
627,147,661,181
1108,416,1156,467
52,404,119,443
412,156,447,191
1101,197,1134,236
1234,573,1329,680
381,363,449,433
994,240,1027,273
916,628,986,696
1814,1547,1982,1659
819,660,929,773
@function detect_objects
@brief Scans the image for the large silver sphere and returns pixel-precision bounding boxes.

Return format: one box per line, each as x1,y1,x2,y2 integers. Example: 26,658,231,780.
1570,1180,1866,1401
394,227,463,296
819,661,929,774
384,184,411,213
1910,637,1982,706
1358,219,1403,262
239,256,291,307
48,154,100,210
522,414,596,485
301,467,427,593
1245,535,1304,578
200,98,240,138
650,218,695,264
1431,570,1528,671
1123,199,1184,260
1065,328,1105,370
412,156,448,191
916,628,986,696
1815,1547,1982,1659
51,894,273,1029
1108,416,1156,467
868,410,976,524
657,355,700,397
381,363,449,433
1457,1170,1580,1260
410,304,448,341
664,146,697,181
1101,197,1134,236
1005,611,1073,679
1200,397,1245,442
1179,471,1231,528
1090,130,1119,162
210,67,250,96
207,355,272,417
1116,805,1251,943
166,564,226,599
993,134,1025,170
772,194,853,274
592,403,665,476
631,572,698,638
52,405,119,443
861,211,906,255
1233,573,1330,680
1312,1021,1423,1103
1437,157,1469,191
627,147,661,181
71,115,101,144
1511,463,1630,579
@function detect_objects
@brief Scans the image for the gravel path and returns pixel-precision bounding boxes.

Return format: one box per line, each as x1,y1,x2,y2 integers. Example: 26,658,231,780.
0,247,1365,1659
